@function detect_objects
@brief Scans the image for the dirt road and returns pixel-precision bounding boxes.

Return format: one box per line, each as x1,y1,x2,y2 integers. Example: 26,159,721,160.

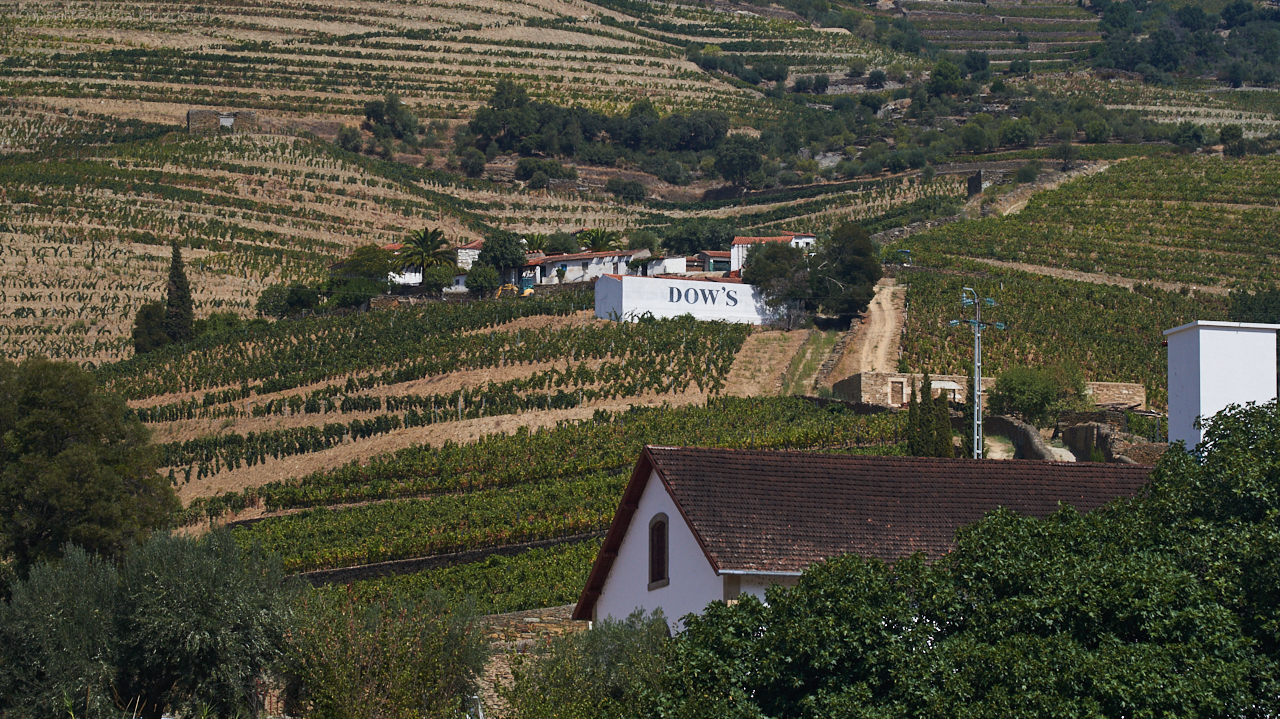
850,279,905,374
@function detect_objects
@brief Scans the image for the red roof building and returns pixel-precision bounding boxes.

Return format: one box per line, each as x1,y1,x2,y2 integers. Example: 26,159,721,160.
730,231,817,272
574,446,1151,627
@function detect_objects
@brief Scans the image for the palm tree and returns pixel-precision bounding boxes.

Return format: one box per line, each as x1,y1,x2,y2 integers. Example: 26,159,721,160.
523,233,548,253
579,228,622,253
395,228,456,274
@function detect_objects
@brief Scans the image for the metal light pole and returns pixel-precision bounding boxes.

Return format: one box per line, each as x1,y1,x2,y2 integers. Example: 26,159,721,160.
950,288,1005,459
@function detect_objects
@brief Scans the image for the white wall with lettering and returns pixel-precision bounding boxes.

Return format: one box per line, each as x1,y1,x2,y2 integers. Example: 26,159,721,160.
595,275,778,324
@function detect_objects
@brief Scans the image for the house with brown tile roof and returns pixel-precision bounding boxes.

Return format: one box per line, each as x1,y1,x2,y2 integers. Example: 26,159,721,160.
730,231,816,272
573,446,1151,628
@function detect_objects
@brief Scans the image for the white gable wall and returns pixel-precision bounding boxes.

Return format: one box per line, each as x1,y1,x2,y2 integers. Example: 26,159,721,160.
594,469,722,631
1165,321,1278,446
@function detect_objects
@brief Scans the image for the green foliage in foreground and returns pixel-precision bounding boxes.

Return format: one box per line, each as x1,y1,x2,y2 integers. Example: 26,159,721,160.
508,401,1280,718
501,609,669,719
334,540,602,616
289,591,486,719
0,531,301,719
0,358,178,576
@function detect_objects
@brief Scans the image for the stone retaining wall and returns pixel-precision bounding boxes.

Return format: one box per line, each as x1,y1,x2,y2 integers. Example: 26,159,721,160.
483,604,588,649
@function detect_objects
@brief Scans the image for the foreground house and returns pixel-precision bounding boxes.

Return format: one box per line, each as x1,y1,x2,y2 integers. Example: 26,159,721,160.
574,446,1151,627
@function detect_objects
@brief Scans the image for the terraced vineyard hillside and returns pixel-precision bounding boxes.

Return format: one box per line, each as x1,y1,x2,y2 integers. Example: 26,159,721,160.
902,0,1100,69
884,155,1275,407
0,0,906,123
98,292,902,612
893,155,1280,288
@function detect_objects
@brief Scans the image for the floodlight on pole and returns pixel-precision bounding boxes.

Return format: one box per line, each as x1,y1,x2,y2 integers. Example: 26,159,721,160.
953,287,1004,459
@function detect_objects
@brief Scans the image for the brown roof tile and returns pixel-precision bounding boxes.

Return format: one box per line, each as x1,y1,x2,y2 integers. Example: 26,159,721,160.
573,447,1151,619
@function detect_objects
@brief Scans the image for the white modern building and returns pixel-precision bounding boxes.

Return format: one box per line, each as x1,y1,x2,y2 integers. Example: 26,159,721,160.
594,274,777,324
574,446,1151,630
1164,320,1279,447
729,232,817,272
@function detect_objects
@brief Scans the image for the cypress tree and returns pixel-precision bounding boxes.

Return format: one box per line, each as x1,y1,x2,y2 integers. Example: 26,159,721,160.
165,242,194,343
934,388,954,458
906,381,921,456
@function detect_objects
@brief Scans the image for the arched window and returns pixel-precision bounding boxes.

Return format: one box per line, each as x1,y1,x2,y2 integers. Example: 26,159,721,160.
648,513,669,590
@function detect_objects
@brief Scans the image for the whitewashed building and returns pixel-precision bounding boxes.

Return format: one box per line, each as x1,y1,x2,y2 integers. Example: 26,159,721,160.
574,446,1151,630
729,232,817,272
525,249,651,285
1164,320,1279,447
594,274,777,324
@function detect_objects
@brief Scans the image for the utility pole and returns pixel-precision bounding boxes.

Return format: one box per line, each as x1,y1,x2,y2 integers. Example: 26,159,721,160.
950,288,1005,459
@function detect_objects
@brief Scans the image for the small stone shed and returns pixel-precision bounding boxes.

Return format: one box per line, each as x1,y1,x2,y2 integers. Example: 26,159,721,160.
186,109,258,134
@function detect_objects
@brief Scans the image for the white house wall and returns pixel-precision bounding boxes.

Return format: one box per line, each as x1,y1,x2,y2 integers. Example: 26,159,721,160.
594,470,723,631
595,275,778,325
1165,321,1278,446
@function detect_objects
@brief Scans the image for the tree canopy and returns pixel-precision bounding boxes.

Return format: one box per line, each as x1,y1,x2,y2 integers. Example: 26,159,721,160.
0,531,300,719
477,230,528,271
808,222,881,317
0,358,178,575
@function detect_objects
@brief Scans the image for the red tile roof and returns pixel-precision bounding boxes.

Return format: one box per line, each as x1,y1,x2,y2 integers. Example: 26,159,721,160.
573,446,1151,620
700,250,731,258
457,239,484,250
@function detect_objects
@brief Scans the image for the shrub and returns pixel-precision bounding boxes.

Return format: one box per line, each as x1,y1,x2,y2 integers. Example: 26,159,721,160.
0,533,300,719
527,170,549,189
289,592,485,719
499,609,667,718
605,177,648,203
460,148,486,178
515,158,576,181
466,265,501,298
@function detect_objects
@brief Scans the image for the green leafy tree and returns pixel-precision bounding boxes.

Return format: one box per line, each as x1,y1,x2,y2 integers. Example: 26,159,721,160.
1051,140,1078,171
466,265,501,298
1084,120,1111,143
254,285,289,318
989,364,1085,427
460,148,487,178
808,222,881,317
326,245,392,310
0,532,300,719
545,232,580,255
132,300,170,354
421,265,456,297
478,230,528,283
164,242,194,344
0,358,178,574
742,242,809,328
928,59,964,96
714,134,763,186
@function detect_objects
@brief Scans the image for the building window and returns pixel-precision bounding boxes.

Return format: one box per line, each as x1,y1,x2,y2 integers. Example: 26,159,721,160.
648,513,669,590
581,261,589,271
891,381,905,406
